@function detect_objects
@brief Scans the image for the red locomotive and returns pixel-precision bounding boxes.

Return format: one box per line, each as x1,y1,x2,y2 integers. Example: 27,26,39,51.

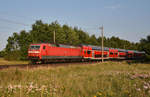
28,43,145,64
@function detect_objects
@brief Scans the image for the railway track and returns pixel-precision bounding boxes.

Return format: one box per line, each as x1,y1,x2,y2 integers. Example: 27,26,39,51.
0,61,99,70
0,59,143,70
0,64,28,70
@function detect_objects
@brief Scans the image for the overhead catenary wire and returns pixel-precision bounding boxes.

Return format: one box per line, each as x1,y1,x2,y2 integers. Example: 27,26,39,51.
0,18,30,26
0,11,36,21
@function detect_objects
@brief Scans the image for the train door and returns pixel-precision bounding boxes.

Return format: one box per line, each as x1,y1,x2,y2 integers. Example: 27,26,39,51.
84,50,87,57
109,52,113,58
114,50,118,58
42,45,47,57
87,47,92,59
87,50,92,58
109,49,113,58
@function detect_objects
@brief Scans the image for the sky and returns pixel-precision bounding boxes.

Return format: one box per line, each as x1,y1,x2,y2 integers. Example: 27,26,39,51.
0,0,150,50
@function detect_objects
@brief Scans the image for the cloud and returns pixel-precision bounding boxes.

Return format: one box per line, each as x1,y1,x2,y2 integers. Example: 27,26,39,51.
104,4,121,10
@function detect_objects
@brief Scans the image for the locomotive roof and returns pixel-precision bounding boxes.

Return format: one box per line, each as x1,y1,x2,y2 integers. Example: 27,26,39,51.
117,49,127,52
30,43,145,54
86,45,110,51
58,44,77,48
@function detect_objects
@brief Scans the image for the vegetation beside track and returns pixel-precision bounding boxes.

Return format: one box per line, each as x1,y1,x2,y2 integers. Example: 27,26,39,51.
0,58,28,65
0,61,150,97
1,20,149,61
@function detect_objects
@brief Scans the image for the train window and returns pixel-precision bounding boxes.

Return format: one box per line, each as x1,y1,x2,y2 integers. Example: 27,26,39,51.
30,45,40,50
43,46,46,50
110,52,113,55
87,50,91,54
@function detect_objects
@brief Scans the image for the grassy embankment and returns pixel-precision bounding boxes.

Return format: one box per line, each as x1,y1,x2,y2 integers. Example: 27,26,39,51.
0,61,150,97
0,58,28,65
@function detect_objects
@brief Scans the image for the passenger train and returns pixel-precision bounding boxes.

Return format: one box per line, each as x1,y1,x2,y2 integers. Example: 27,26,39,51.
28,43,145,64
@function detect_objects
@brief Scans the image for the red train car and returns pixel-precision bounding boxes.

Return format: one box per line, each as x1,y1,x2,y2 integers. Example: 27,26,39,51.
83,45,109,60
109,48,118,59
28,43,146,63
127,50,134,59
81,45,92,59
117,49,127,59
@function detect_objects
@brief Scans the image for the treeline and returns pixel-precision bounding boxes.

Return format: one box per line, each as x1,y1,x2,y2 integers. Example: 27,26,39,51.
138,36,150,61
0,20,149,60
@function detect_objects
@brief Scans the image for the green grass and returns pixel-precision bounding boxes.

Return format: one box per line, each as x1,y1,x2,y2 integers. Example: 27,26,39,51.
0,58,28,65
0,61,150,97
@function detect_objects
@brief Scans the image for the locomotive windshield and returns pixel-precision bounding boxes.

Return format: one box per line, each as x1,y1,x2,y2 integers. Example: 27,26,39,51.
30,45,40,50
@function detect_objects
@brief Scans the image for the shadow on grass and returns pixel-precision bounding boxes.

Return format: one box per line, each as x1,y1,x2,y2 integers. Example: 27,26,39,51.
126,59,150,65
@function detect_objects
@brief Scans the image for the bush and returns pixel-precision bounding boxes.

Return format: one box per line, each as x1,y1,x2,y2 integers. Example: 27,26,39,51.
145,54,150,61
0,50,6,57
4,51,22,61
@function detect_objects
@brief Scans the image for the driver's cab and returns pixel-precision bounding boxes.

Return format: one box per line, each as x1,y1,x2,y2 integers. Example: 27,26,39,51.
28,43,48,58
28,44,42,59
28,43,49,64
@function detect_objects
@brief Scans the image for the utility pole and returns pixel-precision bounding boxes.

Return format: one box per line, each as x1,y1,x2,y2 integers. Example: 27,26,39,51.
100,25,104,62
53,30,55,44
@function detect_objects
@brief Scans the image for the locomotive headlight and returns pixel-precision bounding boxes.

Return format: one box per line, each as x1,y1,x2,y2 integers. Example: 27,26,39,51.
28,51,40,53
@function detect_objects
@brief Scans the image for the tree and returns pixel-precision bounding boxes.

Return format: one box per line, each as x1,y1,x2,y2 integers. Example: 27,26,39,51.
138,35,150,61
74,27,90,44
62,25,79,45
4,20,142,60
0,50,6,57
139,35,150,55
89,35,99,45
